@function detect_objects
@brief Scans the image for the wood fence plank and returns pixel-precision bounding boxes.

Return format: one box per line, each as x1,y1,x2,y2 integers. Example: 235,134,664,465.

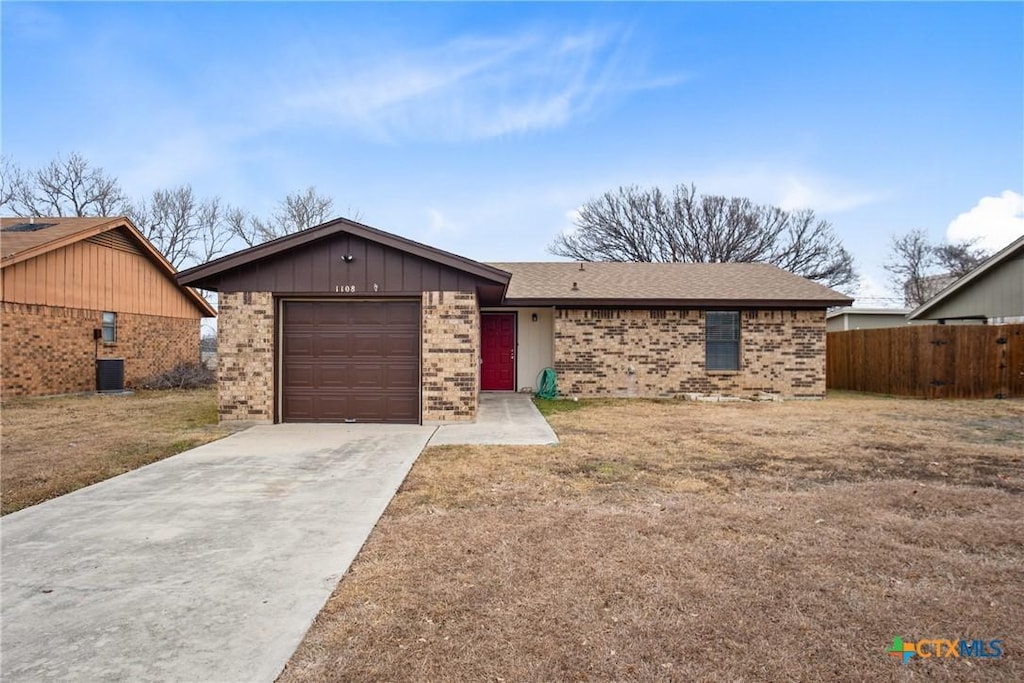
827,324,1024,398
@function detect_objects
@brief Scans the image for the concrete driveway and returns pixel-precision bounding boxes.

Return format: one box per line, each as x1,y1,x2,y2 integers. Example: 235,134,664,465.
0,423,435,682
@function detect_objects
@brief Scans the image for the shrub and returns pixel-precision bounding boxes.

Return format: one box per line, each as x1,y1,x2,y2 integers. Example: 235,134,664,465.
137,363,215,390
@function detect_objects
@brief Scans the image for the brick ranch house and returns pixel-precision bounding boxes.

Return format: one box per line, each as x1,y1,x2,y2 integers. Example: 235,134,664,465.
1,217,216,397
177,217,852,424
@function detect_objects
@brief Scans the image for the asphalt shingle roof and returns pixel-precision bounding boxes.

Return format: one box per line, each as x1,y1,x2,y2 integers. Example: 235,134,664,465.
486,261,852,306
1,217,115,261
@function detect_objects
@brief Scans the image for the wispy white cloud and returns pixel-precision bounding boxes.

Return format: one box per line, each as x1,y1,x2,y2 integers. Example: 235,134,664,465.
946,190,1024,252
425,208,461,237
279,27,684,142
700,166,884,214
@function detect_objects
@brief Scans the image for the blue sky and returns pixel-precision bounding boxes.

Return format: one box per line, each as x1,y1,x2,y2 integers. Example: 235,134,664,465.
3,1,1022,304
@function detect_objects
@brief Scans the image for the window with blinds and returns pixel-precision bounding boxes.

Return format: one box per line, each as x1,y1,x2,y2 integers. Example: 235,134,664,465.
705,311,740,371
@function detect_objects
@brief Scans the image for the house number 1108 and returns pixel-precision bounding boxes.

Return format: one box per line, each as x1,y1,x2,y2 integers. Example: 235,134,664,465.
335,285,356,293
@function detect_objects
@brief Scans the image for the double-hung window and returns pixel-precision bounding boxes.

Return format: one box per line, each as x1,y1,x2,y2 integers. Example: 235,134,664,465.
705,311,740,371
101,311,117,343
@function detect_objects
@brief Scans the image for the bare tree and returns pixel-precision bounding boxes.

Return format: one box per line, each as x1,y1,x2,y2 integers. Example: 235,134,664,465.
4,153,348,267
884,229,934,307
126,185,232,268
551,184,857,290
5,152,126,217
227,186,340,247
884,230,991,307
0,156,25,211
933,238,989,278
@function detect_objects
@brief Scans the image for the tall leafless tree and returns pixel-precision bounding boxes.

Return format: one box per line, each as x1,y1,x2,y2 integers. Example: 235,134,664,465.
126,185,233,268
0,156,24,210
2,152,126,217
884,229,934,307
227,186,341,247
933,239,990,278
3,153,347,267
885,229,990,307
550,184,857,290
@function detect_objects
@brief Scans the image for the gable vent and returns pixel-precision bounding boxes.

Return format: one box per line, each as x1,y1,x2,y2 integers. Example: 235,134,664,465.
86,228,143,255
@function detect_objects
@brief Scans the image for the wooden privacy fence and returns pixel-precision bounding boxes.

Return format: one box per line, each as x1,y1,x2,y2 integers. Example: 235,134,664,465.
827,324,1024,399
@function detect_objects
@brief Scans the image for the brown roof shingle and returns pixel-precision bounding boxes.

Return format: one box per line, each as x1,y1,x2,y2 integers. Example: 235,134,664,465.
1,217,119,261
486,261,852,306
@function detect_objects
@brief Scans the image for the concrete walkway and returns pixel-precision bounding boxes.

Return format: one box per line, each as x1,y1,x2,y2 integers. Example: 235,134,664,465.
429,392,559,446
0,424,435,683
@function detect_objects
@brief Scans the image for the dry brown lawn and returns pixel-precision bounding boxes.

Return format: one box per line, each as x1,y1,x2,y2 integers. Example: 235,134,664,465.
1,388,230,514
282,394,1023,682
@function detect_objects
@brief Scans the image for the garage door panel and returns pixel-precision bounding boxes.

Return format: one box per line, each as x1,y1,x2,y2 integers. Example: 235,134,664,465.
282,395,315,421
284,333,315,357
385,363,419,388
387,395,418,421
283,363,315,388
311,302,347,325
386,302,420,324
345,364,384,388
282,301,421,423
381,333,419,357
316,333,355,356
349,334,393,356
315,396,352,420
347,395,418,422
317,363,353,388
286,302,316,324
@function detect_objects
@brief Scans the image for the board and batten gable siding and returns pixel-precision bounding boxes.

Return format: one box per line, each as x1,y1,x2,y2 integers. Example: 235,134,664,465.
205,232,495,295
0,228,203,319
920,253,1024,321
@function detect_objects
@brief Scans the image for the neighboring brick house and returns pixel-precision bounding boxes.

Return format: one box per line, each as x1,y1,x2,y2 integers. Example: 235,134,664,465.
177,218,851,425
1,217,216,397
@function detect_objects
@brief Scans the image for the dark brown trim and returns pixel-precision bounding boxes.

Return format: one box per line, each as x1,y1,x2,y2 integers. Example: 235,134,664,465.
502,298,849,308
273,296,281,424
177,217,511,289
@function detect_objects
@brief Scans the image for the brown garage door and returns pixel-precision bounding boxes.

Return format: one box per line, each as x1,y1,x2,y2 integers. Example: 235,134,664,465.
282,300,420,423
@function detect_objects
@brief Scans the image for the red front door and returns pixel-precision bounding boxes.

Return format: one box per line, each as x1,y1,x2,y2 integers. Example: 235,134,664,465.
481,313,515,390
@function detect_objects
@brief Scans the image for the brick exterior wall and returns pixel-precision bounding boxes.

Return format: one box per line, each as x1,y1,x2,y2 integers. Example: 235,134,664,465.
217,291,274,422
422,291,479,421
1,301,199,397
554,308,826,399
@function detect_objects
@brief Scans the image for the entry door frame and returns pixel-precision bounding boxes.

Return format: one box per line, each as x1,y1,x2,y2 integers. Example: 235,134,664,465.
480,311,517,391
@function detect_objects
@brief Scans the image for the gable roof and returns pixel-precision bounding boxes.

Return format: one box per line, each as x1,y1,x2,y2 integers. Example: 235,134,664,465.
908,233,1024,320
1,216,216,317
488,261,853,307
176,216,511,290
827,307,910,319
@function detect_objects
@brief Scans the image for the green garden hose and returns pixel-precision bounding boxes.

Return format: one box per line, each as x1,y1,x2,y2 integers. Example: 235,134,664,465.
535,367,558,400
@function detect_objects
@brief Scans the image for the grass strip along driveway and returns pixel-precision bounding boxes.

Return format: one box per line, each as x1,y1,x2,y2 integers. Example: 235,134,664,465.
2,388,229,514
282,394,1023,682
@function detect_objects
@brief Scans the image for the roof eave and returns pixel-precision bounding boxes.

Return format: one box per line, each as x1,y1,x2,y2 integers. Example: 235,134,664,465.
501,297,853,308
908,234,1024,320
176,217,511,290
